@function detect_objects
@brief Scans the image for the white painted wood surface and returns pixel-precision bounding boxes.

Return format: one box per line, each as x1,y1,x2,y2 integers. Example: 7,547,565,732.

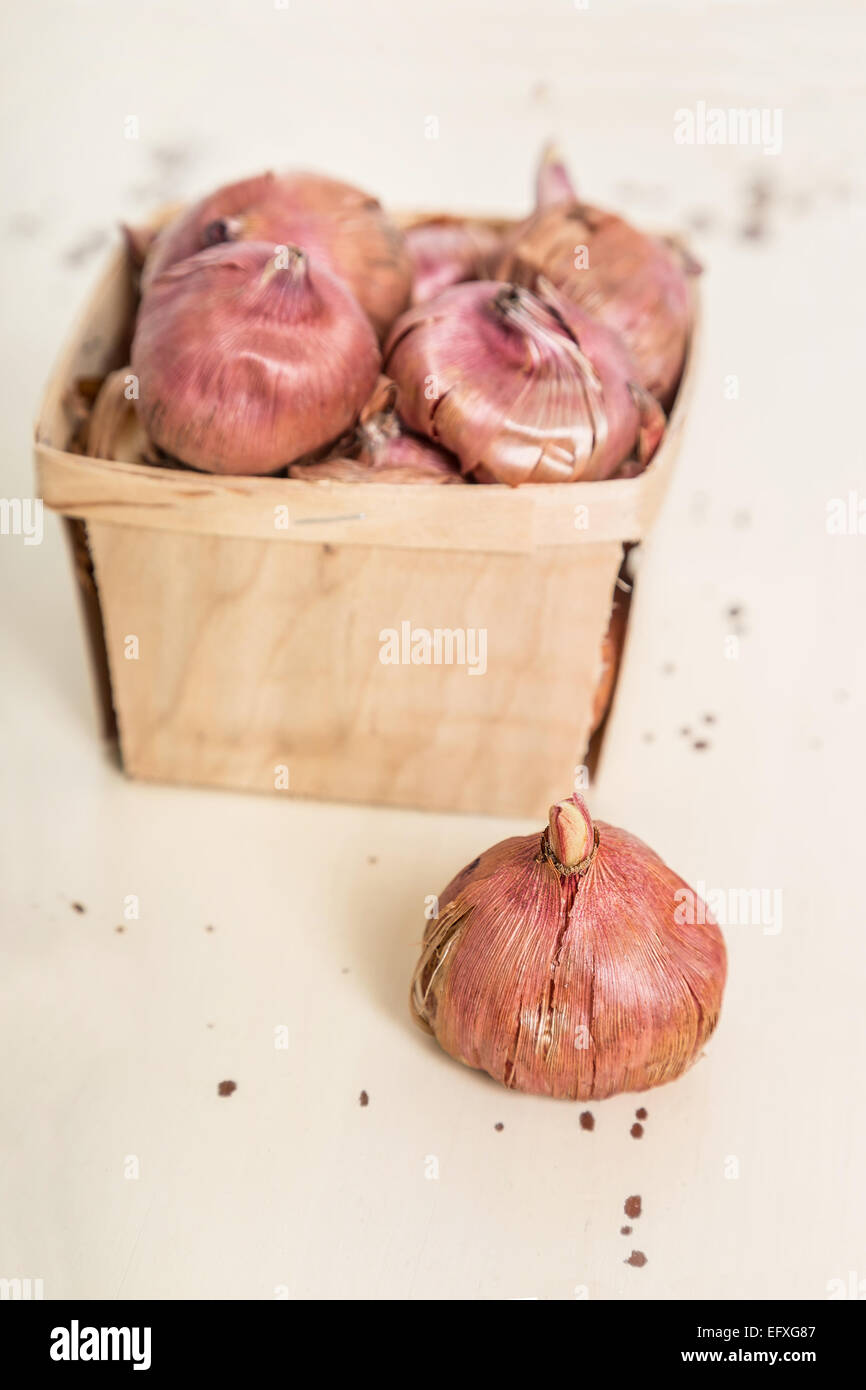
1,0,864,1299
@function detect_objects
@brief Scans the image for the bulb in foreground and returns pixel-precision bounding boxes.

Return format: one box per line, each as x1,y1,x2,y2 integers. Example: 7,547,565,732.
141,170,411,338
131,242,381,474
411,793,726,1099
498,186,697,408
385,278,665,485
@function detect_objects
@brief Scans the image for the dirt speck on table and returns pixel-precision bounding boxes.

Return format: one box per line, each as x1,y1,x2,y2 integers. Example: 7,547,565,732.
624,1195,642,1219
579,1111,595,1132
625,1250,647,1268
630,1122,644,1139
740,174,774,242
359,1090,369,1107
217,1080,236,1097
63,230,109,268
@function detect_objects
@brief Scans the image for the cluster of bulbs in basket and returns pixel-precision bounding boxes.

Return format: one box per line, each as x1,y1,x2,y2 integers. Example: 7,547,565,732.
114,145,698,484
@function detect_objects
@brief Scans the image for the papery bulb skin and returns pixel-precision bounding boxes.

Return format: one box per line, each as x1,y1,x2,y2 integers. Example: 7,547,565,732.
288,413,464,484
289,375,465,483
405,216,507,305
498,199,695,408
411,794,726,1099
385,279,665,485
141,171,412,338
131,242,381,474
288,449,464,484
86,368,149,464
354,411,465,481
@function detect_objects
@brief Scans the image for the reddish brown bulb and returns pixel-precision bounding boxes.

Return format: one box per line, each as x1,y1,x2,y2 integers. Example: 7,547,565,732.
411,794,726,1099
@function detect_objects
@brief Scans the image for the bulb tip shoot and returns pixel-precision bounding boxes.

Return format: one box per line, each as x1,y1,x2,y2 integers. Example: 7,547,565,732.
547,793,594,869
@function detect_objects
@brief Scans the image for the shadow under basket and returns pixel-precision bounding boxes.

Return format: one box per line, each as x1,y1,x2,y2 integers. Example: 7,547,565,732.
34,231,700,818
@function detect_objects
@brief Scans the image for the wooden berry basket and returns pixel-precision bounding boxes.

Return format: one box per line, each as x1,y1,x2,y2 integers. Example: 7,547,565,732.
34,217,699,818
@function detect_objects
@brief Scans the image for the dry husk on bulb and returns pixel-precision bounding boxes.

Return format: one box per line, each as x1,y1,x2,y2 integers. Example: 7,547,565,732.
289,378,464,484
288,376,463,483
405,215,509,305
385,278,664,485
131,242,380,474
85,368,152,465
289,450,463,484
498,189,696,408
141,170,411,338
411,794,726,1099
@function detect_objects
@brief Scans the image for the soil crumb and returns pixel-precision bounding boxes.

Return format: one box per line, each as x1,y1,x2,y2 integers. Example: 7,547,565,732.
624,1195,642,1219
621,1225,632,1236
740,174,773,242
579,1111,595,1132
494,1122,504,1132
630,1122,644,1139
686,208,715,233
71,902,86,914
726,603,747,636
63,230,109,267
217,1080,237,1097
359,1090,369,1107
625,1250,648,1268
635,1108,648,1120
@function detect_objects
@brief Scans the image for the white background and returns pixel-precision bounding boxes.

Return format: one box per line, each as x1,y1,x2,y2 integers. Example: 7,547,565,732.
1,0,864,1299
